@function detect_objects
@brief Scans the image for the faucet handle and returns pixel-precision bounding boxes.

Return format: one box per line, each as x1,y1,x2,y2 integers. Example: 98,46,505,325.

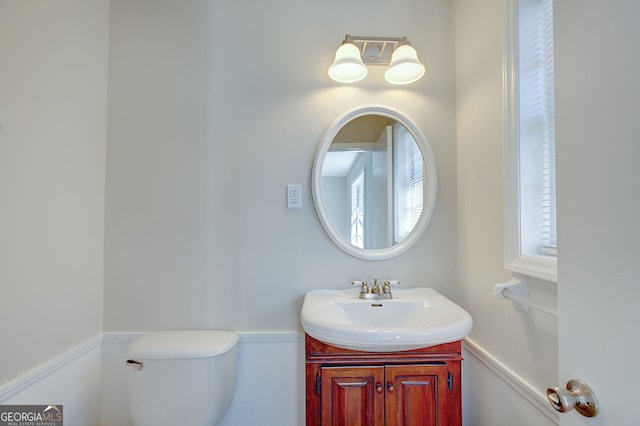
351,280,369,293
383,280,400,293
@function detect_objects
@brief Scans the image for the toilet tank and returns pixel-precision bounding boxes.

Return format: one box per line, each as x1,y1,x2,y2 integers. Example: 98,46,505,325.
126,330,239,426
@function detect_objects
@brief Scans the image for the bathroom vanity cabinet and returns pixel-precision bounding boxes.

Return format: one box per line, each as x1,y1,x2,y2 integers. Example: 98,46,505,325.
305,334,462,426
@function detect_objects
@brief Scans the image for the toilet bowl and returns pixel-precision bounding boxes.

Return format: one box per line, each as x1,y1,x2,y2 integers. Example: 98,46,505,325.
126,330,239,426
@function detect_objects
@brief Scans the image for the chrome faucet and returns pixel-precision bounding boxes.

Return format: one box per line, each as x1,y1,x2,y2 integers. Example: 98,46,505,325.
352,278,399,300
371,278,382,295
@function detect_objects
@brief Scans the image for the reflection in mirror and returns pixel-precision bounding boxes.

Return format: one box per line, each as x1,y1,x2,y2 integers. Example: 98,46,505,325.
311,106,437,260
321,115,424,250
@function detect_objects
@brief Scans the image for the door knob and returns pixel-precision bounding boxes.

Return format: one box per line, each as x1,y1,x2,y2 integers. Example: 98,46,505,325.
546,379,598,417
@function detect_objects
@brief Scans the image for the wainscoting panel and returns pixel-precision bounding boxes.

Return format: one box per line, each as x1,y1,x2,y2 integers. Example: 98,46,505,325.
1,332,556,426
462,338,559,426
0,335,103,426
101,331,304,426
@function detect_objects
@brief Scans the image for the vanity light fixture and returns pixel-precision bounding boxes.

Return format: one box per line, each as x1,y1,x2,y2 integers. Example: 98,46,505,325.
328,35,426,85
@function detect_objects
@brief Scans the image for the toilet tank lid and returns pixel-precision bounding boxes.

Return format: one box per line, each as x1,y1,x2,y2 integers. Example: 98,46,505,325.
128,330,239,359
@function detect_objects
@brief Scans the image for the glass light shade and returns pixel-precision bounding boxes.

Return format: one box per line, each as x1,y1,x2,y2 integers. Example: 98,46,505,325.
328,43,368,83
384,44,425,85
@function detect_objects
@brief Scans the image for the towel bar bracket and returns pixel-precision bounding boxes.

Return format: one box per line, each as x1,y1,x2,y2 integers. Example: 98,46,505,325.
494,276,558,316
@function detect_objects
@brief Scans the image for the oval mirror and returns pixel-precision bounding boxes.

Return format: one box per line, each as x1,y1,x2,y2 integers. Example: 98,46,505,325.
312,106,438,260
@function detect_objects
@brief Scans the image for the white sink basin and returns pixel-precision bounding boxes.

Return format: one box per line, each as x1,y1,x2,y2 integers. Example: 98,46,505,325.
301,287,472,352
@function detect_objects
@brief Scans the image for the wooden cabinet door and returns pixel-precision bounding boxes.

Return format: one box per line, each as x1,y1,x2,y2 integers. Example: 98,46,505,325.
321,366,385,426
384,364,452,426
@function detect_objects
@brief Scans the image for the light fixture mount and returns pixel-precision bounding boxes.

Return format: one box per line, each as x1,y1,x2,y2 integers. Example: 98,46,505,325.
342,35,410,66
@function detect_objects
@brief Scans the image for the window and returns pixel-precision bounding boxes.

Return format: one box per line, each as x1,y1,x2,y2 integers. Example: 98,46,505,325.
393,123,424,243
350,170,365,248
504,0,557,281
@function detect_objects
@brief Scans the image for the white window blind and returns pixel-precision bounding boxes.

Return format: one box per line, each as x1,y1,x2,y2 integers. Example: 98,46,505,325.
518,0,556,257
350,171,365,248
393,123,423,243
504,0,557,281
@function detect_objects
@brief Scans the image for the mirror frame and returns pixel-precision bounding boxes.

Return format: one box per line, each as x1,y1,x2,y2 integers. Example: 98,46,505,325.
311,105,438,260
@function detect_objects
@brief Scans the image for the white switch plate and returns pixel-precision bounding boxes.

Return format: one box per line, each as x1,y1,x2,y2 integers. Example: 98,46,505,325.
287,184,302,208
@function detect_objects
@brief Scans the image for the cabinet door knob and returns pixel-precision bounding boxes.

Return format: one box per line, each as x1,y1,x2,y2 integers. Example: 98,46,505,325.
376,383,384,393
387,382,395,393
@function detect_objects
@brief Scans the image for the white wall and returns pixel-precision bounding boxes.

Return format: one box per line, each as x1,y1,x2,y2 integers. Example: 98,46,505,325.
0,0,109,393
102,2,456,422
104,0,458,331
454,0,558,424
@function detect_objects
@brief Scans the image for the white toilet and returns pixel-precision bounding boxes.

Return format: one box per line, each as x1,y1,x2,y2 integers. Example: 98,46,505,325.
125,330,239,426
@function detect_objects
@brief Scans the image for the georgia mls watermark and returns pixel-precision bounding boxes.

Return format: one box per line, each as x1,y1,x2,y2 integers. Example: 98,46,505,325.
0,405,63,426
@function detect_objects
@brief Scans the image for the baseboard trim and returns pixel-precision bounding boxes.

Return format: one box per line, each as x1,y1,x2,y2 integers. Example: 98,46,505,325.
0,334,103,402
463,337,559,424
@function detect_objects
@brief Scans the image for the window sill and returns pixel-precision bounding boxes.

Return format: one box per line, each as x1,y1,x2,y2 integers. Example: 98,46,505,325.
506,255,557,283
